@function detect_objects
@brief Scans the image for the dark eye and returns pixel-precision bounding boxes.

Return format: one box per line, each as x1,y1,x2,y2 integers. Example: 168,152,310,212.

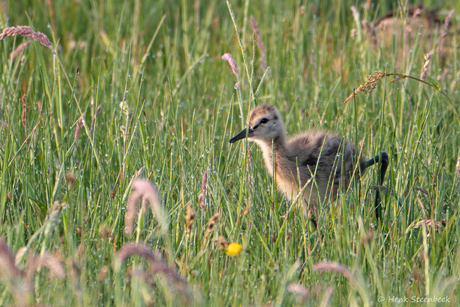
260,118,269,124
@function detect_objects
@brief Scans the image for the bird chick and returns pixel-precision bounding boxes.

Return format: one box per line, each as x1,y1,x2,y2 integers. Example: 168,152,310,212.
229,104,388,225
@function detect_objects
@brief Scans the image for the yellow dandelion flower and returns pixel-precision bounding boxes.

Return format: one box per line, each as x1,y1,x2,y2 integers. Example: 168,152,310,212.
226,243,242,256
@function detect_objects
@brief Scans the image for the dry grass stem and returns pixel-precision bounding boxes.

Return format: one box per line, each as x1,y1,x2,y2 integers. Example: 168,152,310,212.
250,16,267,71
74,116,83,144
456,156,460,178
20,94,27,129
90,104,102,135
414,187,429,196
415,219,446,232
135,167,144,178
389,75,403,83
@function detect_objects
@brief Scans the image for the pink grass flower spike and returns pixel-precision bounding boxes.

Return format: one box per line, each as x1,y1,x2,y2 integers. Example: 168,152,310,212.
222,53,240,89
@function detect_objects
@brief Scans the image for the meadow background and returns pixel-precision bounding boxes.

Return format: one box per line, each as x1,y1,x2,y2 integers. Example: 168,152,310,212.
0,0,459,306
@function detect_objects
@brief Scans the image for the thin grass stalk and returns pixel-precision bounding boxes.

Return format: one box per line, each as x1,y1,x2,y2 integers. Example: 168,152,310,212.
254,67,270,98
226,1,255,104
358,219,384,301
422,222,430,296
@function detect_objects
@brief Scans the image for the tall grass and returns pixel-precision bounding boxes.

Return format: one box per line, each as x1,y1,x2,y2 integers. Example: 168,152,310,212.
0,0,459,306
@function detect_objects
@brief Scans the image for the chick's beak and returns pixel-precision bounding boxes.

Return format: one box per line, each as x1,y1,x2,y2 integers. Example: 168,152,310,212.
229,128,254,143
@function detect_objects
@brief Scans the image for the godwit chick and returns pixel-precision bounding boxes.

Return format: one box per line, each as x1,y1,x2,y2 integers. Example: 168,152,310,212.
229,104,388,226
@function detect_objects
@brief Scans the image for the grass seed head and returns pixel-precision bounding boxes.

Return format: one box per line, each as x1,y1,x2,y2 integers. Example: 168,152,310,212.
20,94,28,129
25,254,65,282
313,261,359,288
115,243,188,292
206,213,219,231
287,283,310,299
98,266,108,281
420,51,433,81
201,170,207,194
0,26,53,50
0,238,21,279
203,213,219,242
440,10,454,40
65,172,77,188
99,224,111,239
404,7,423,38
186,203,196,231
250,15,267,71
74,116,83,144
10,40,32,61
149,263,188,292
115,243,160,267
213,236,228,250
244,204,250,215
221,53,239,76
222,53,240,89
198,192,205,211
125,179,163,235
343,70,386,103
49,201,61,223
